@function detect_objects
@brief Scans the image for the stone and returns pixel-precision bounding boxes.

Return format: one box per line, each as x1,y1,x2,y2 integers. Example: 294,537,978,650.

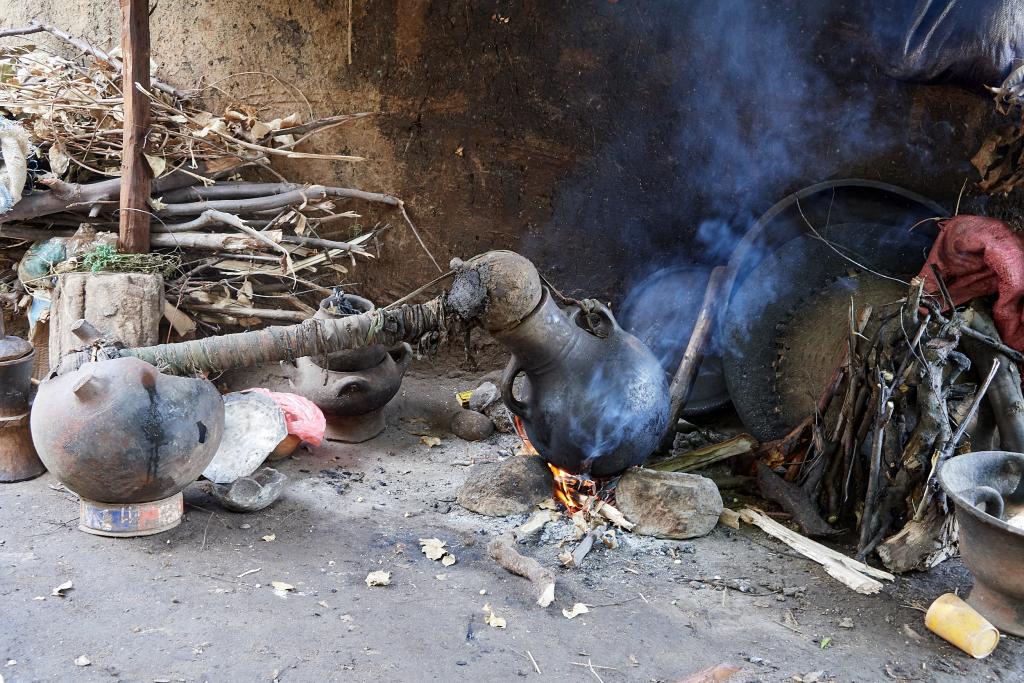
484,403,516,434
468,381,501,412
48,272,162,371
450,409,495,441
457,456,553,516
614,468,723,539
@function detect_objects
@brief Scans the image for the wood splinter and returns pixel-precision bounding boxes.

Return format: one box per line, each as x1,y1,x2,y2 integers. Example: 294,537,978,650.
488,530,555,608
559,524,609,568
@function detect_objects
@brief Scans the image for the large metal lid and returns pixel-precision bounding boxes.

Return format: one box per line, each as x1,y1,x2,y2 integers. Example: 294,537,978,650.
0,317,33,362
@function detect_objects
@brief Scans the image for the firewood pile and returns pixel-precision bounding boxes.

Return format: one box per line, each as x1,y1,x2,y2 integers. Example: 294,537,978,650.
0,26,436,332
755,273,1024,573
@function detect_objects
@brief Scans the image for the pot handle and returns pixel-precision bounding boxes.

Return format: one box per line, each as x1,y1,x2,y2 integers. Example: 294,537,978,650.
570,299,622,338
332,375,369,396
389,342,414,370
500,357,532,421
963,485,1005,520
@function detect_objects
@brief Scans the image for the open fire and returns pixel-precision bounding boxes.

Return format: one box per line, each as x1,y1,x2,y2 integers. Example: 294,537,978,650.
513,416,604,514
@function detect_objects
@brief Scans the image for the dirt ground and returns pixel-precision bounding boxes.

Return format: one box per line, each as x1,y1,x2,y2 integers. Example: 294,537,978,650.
2,371,1021,682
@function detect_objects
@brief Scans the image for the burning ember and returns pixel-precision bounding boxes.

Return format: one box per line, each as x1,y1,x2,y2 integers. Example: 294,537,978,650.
513,416,602,514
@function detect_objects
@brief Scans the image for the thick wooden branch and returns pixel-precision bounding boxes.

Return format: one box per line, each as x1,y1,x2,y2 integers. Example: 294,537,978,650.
52,296,452,376
158,182,400,207
186,303,306,323
158,186,329,217
488,531,555,608
660,265,728,450
962,306,1024,452
0,173,198,225
149,230,281,252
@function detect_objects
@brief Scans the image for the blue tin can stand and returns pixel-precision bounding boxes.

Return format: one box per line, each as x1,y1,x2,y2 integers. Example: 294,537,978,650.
79,492,184,537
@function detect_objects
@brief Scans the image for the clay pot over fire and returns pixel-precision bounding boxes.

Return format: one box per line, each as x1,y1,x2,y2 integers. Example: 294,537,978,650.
494,288,670,478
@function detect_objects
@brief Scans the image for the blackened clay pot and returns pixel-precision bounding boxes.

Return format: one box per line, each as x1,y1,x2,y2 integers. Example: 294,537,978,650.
495,289,670,477
313,292,387,371
289,343,413,443
30,357,225,503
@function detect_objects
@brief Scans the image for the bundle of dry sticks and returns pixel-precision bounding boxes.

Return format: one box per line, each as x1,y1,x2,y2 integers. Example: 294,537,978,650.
756,273,1024,573
0,23,439,330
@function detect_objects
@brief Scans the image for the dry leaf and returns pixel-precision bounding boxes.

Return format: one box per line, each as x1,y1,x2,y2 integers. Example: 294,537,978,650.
270,581,294,592
74,656,91,667
441,554,456,567
48,143,69,175
250,120,273,140
562,603,590,619
674,664,740,683
262,534,275,542
144,153,166,178
420,436,441,448
146,196,168,212
51,580,72,597
419,538,447,560
482,603,506,628
365,570,391,587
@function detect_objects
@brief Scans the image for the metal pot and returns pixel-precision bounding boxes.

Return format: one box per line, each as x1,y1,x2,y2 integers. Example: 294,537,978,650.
939,450,1024,636
495,289,670,477
31,357,225,503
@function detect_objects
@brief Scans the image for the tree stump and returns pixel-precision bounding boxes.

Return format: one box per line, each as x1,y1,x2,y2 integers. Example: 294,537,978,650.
48,272,162,370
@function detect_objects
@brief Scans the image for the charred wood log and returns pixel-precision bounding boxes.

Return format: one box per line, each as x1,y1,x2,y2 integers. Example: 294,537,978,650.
962,305,1024,452
756,461,837,537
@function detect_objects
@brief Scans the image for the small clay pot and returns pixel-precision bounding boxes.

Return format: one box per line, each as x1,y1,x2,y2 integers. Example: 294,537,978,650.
269,434,303,460
289,343,413,443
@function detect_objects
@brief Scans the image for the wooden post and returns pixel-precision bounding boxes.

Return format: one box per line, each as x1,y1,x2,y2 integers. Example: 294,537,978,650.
659,265,729,451
117,0,152,254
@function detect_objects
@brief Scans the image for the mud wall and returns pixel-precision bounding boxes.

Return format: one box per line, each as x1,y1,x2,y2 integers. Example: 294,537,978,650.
1,1,995,303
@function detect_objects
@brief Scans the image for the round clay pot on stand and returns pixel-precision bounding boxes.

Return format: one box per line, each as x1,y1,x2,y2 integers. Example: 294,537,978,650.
290,292,413,442
31,357,225,536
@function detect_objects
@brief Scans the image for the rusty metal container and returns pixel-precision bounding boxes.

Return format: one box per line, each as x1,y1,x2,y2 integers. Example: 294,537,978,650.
939,451,1024,636
0,317,45,482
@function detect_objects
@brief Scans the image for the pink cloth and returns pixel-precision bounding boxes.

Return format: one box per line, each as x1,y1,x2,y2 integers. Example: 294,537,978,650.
248,388,326,447
919,215,1024,351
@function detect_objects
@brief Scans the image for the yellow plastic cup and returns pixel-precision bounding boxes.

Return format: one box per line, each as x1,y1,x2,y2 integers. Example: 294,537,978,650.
924,593,1000,658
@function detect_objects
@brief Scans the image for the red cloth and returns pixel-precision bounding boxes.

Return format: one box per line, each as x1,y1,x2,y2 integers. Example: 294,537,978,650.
248,388,326,447
919,215,1024,351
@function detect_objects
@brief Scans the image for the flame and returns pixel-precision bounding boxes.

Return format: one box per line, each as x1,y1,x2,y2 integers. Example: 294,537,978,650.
513,415,595,513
